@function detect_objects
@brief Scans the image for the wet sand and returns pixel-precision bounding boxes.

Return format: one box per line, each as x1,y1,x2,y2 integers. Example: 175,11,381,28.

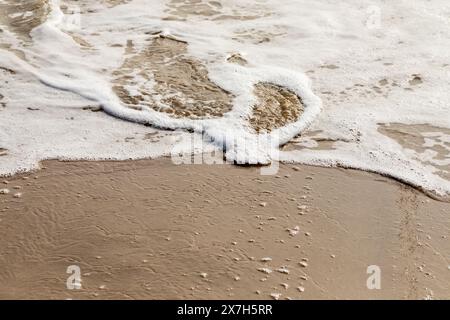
0,158,449,300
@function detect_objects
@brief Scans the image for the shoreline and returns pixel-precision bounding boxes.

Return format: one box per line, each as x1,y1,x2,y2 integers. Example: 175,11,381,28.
1,158,449,299
2,155,449,203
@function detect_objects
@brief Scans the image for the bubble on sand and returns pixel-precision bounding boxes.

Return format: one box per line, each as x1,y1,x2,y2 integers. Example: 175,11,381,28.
270,293,282,300
288,226,300,236
276,267,290,274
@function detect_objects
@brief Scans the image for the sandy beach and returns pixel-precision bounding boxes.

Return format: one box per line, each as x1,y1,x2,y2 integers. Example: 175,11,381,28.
0,159,449,300
1,0,450,301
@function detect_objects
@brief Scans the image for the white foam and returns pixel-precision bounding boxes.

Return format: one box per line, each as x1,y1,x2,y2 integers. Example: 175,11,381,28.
0,0,449,199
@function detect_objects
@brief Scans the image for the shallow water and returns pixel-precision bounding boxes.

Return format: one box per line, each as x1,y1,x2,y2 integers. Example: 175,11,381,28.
0,0,449,199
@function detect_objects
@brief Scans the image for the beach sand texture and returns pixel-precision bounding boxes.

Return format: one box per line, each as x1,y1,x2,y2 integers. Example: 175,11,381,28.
0,159,449,300
0,0,450,300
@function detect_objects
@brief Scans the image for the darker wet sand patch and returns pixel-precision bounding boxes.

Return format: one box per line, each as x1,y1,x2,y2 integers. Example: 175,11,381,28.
114,37,305,129
320,64,339,70
163,0,268,21
164,0,221,20
379,123,450,180
249,83,304,133
232,28,286,44
112,35,233,119
0,0,49,39
227,53,248,66
408,74,423,86
281,129,355,152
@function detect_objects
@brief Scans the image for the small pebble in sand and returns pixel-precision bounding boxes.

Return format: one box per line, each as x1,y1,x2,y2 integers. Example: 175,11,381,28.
2,180,8,184
288,226,300,237
234,276,240,281
284,174,291,178
99,285,106,290
200,272,208,278
261,257,272,262
248,239,255,243
13,186,21,190
292,166,300,171
268,217,276,221
299,261,308,268
300,276,308,280
305,232,311,237
297,205,308,210
0,188,10,194
255,290,261,295
297,286,305,292
305,176,313,180
95,256,102,259
331,254,336,258
233,257,240,262
231,241,237,245
281,283,289,289
270,293,282,300
13,193,22,198
276,267,290,274
447,266,450,270
257,267,273,274
259,202,267,207
142,259,148,263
